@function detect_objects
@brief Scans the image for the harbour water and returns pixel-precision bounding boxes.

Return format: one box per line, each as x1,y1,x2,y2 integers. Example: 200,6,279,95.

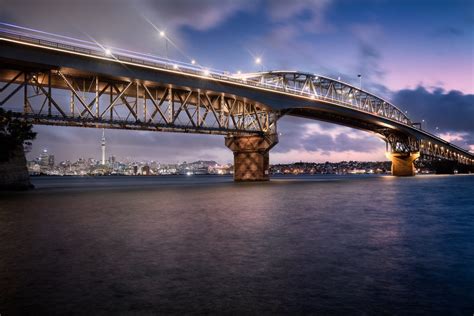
1,174,473,314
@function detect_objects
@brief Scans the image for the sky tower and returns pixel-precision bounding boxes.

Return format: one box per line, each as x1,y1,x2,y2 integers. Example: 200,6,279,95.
101,128,106,165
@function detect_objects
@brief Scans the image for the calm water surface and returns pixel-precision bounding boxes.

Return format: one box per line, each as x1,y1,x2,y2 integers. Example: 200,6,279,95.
1,175,473,314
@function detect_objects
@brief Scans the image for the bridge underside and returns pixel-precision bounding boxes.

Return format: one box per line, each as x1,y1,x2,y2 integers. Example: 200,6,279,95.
0,66,277,136
286,108,473,176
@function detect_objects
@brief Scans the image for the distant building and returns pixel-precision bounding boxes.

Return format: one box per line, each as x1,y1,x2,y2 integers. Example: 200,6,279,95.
39,149,54,172
39,149,49,167
141,165,151,175
48,154,54,167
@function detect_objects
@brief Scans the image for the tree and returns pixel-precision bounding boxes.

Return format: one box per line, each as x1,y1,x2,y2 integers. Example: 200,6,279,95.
0,108,36,161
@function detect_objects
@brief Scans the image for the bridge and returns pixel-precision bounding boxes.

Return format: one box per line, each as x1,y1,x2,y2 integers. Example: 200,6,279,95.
1,24,473,181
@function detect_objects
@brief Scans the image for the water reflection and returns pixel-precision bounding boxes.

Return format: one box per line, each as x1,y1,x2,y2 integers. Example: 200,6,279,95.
0,175,473,314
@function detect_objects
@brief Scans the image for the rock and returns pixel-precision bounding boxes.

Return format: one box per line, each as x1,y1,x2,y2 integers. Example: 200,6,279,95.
0,144,34,190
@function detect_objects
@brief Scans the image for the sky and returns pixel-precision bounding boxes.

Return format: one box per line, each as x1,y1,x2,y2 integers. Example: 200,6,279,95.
1,0,473,164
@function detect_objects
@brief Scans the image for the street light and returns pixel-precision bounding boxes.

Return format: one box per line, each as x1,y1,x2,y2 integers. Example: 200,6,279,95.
104,49,112,56
191,59,196,65
159,30,168,61
357,74,362,89
255,57,263,71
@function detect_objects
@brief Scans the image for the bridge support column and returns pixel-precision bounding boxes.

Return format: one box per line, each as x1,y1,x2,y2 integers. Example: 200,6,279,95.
225,134,278,182
387,152,420,177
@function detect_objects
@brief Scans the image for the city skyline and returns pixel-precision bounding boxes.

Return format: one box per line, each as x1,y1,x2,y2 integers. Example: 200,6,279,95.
3,0,473,163
27,146,397,177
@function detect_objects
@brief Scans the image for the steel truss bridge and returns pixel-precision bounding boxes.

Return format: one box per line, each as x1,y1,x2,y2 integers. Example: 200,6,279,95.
0,26,473,178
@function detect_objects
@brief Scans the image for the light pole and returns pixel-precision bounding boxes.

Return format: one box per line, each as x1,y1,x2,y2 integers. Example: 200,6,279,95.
358,74,362,89
160,31,168,62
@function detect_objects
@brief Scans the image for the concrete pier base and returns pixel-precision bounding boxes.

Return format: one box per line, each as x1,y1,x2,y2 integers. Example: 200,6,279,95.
225,134,278,181
388,152,420,177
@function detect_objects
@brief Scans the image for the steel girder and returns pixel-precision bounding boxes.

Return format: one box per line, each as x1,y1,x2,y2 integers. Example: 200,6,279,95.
0,68,278,136
419,139,472,165
380,130,472,165
382,132,420,154
237,71,411,126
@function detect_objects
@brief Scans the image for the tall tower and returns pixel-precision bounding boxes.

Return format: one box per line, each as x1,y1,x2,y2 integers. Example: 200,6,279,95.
101,128,106,165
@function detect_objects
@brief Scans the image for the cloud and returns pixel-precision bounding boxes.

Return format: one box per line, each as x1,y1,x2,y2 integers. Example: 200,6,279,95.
141,0,257,31
350,23,386,85
266,0,333,32
392,87,474,133
271,148,386,164
438,132,469,143
392,86,474,149
0,0,253,57
247,1,344,76
274,116,384,157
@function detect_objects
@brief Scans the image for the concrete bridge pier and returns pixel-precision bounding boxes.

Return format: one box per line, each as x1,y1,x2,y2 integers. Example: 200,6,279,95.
225,134,278,181
388,152,420,177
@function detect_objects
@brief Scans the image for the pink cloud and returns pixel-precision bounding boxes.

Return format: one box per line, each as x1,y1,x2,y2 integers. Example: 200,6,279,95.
271,148,387,164
438,132,469,143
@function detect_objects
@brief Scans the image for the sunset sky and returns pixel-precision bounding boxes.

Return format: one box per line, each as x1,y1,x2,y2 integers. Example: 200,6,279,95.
1,0,473,164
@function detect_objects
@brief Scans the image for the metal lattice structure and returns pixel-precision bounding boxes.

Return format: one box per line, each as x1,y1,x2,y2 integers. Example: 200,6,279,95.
419,139,472,165
236,71,411,125
379,130,472,164
0,69,277,135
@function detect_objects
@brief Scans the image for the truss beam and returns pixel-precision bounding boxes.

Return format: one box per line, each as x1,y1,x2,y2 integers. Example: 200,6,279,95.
0,68,278,136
